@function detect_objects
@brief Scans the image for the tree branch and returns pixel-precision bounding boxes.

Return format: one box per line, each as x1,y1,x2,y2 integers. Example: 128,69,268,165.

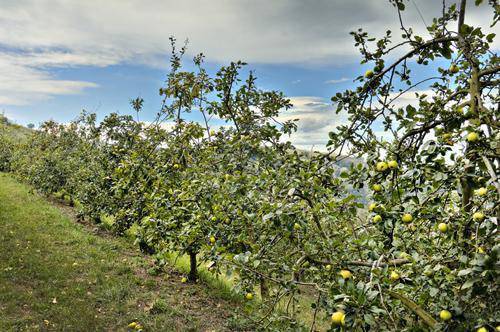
479,65,500,77
307,256,410,268
365,36,459,91
386,290,438,329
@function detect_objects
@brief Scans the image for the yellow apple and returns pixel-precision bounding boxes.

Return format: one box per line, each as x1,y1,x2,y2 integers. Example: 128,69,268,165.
245,293,253,300
439,310,452,321
331,311,346,325
472,212,485,222
389,271,400,281
368,203,377,212
449,64,459,73
372,184,382,192
475,187,487,196
339,270,352,279
373,214,382,223
402,213,413,223
376,161,388,172
365,69,374,78
387,160,398,169
438,223,448,233
466,132,479,142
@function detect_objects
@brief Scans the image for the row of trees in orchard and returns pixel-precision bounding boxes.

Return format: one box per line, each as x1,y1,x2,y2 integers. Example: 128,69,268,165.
1,1,498,330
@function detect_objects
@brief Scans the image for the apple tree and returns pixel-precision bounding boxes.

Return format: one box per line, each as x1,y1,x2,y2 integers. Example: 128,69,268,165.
327,0,499,330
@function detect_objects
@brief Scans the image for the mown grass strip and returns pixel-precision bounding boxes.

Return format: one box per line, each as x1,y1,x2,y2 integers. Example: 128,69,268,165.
0,173,245,331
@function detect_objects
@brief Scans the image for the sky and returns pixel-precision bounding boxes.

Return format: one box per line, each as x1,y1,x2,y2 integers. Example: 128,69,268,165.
0,0,497,150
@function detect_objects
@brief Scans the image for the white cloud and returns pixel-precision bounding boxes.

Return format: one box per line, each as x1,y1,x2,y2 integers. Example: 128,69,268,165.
0,1,496,107
0,51,98,106
325,78,351,84
0,0,496,66
280,96,347,151
385,89,435,109
279,91,433,151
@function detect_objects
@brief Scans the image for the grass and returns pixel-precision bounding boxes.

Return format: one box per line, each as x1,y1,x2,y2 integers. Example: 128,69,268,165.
97,206,327,330
96,214,241,304
0,115,33,141
97,214,241,305
0,173,250,331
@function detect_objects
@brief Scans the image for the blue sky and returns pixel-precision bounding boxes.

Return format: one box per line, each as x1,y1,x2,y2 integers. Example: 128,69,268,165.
0,0,497,149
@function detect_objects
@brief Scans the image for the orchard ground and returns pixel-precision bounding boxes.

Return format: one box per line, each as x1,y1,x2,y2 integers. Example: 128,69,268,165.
0,173,252,331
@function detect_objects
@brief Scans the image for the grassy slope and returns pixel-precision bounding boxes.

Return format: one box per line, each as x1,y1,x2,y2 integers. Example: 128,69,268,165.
0,116,32,141
0,173,248,331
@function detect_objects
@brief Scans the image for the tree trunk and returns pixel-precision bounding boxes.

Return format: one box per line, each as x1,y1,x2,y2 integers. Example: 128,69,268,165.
260,278,269,299
458,0,466,33
188,250,197,281
457,0,475,243
460,172,474,240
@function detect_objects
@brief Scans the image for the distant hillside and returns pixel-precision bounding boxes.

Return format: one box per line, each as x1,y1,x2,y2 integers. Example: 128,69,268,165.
0,115,34,171
296,149,368,204
0,115,33,141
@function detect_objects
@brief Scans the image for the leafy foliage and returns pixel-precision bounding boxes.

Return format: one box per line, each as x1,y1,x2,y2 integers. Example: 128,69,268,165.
1,2,498,331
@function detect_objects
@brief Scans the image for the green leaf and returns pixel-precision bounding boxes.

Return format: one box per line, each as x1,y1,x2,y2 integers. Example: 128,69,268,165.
262,212,274,221
461,279,476,290
457,268,472,277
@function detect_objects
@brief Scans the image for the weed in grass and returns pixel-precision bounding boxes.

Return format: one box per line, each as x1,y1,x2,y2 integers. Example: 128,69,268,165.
150,298,168,314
